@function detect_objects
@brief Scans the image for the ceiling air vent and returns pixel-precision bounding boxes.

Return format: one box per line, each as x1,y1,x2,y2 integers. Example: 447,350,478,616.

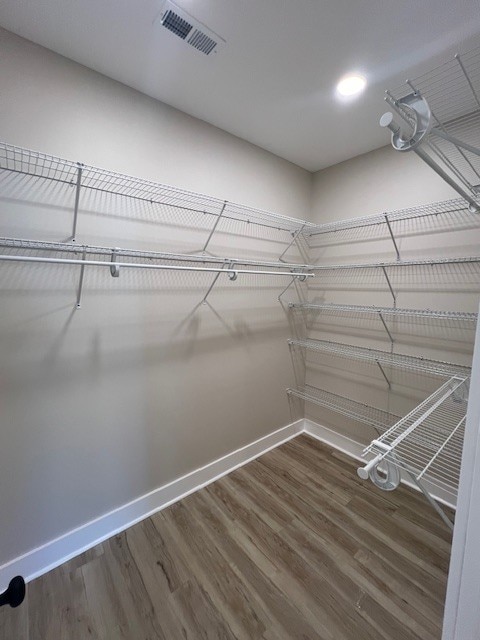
155,1,225,55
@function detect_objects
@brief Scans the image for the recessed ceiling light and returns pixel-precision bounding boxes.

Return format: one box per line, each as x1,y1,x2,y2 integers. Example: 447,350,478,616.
336,74,367,98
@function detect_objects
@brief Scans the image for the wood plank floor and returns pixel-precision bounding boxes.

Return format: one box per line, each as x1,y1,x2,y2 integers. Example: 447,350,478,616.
0,435,453,639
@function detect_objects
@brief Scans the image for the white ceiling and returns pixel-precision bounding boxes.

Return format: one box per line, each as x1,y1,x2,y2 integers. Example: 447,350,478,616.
1,0,480,171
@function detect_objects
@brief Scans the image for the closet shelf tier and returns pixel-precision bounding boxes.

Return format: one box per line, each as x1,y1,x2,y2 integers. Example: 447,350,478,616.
0,141,314,235
308,255,480,270
382,45,480,211
360,376,469,496
287,385,400,432
288,338,471,378
306,198,475,237
289,302,478,322
0,237,312,275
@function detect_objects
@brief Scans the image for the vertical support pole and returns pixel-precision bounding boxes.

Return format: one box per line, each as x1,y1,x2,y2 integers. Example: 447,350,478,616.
202,261,228,304
71,163,83,242
279,224,306,262
375,360,391,388
404,469,454,530
202,201,227,254
378,311,394,344
381,266,396,306
76,246,87,309
384,214,400,260
278,276,296,302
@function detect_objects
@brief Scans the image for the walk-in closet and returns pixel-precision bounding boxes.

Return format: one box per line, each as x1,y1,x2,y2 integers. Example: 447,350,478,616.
1,2,480,639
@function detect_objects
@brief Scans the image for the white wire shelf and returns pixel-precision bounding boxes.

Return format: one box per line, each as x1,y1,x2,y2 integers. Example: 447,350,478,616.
360,376,469,497
382,45,480,211
308,255,480,270
287,384,400,432
289,302,477,322
288,337,471,378
306,198,475,237
0,141,314,235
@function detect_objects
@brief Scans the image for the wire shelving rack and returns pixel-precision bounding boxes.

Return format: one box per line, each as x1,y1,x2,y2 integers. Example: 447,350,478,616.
0,141,314,245
288,302,477,343
287,385,400,432
307,198,476,236
357,376,469,527
381,45,480,212
288,337,471,380
288,302,477,322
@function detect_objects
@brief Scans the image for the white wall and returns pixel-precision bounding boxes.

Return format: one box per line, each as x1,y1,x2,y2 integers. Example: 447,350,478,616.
0,28,312,572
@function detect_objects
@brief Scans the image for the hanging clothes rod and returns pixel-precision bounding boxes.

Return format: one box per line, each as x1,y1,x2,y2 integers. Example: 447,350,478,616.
0,253,313,279
0,237,311,271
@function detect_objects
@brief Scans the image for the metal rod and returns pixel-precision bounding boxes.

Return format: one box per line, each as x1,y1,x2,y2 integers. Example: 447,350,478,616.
417,416,466,481
384,214,400,260
404,470,454,530
71,164,83,242
76,247,87,309
0,254,313,278
407,78,480,182
279,224,305,262
414,146,480,212
381,108,479,211
202,271,223,304
430,127,480,159
0,237,310,271
202,201,227,253
278,276,296,302
381,266,396,304
378,311,394,344
375,360,391,388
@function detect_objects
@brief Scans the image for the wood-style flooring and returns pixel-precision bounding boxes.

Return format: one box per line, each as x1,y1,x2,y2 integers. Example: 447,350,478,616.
0,435,453,639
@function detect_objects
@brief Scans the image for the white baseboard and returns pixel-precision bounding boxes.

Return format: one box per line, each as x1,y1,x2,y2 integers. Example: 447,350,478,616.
0,416,455,589
303,419,457,510
0,419,303,590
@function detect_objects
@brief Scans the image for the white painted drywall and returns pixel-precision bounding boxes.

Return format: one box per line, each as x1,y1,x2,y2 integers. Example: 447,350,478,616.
0,28,311,575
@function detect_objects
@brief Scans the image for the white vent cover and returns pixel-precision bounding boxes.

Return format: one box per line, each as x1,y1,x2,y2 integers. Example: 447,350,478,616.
154,1,225,55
